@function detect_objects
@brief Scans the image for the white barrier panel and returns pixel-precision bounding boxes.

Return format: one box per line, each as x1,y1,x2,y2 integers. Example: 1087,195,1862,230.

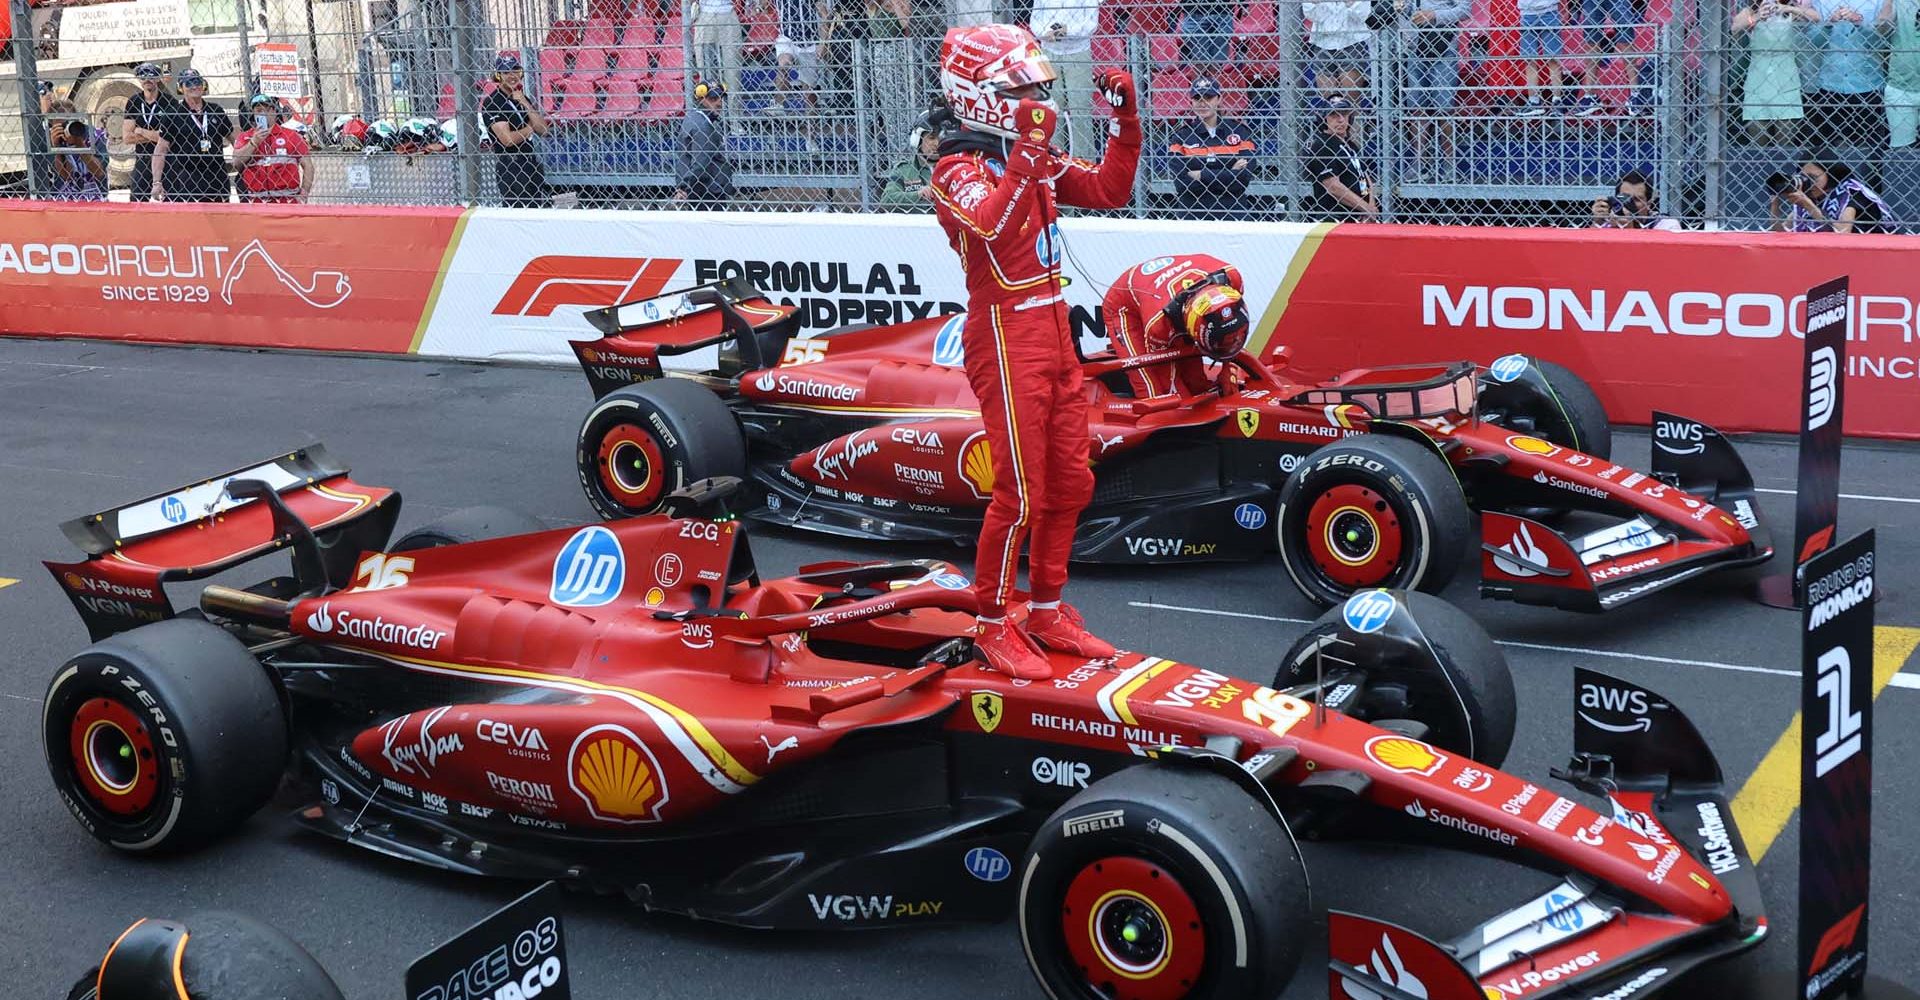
416,209,1318,364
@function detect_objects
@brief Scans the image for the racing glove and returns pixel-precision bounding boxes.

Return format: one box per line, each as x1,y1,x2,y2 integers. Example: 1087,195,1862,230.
1095,70,1138,119
1006,98,1060,178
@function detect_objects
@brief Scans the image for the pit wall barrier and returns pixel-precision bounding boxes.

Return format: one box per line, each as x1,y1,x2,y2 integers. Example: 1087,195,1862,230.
2,202,1914,439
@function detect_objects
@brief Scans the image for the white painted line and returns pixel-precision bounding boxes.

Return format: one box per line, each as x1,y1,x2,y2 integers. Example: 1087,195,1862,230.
1754,486,1920,506
1125,600,1919,690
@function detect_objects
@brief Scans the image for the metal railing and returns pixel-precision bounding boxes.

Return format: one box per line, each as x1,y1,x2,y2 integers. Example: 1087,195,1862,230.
4,0,1914,231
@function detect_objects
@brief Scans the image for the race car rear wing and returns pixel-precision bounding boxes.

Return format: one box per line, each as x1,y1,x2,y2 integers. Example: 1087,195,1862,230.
44,445,400,640
574,277,799,398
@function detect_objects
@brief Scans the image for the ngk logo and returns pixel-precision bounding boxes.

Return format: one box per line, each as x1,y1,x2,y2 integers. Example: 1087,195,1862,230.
493,255,681,317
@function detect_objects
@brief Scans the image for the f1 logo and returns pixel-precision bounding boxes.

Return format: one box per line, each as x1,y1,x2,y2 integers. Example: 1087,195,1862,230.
493,255,681,317
1807,346,1838,431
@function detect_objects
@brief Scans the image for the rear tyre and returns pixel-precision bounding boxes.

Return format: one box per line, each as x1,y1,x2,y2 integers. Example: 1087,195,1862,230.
392,505,546,550
1273,590,1517,767
1019,768,1309,1000
576,379,746,520
43,619,287,853
1276,436,1472,607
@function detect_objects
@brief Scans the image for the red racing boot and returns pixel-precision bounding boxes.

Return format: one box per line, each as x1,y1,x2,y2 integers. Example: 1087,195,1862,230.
1025,603,1117,659
974,617,1053,679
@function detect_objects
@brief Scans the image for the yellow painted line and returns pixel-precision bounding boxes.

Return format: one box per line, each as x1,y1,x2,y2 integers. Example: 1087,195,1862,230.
1731,625,1920,862
406,208,473,355
0,577,16,590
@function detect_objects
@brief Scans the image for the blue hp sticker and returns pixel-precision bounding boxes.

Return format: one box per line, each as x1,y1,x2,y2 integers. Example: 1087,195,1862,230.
1233,503,1268,531
1139,255,1175,275
1342,589,1397,634
643,300,661,320
1545,891,1584,932
551,525,626,607
160,495,189,524
1036,222,1062,268
1488,354,1530,383
932,572,971,590
932,314,966,367
964,846,1012,882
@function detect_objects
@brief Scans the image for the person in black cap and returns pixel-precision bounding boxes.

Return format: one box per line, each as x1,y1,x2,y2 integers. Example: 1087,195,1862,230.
675,80,735,209
158,67,234,202
482,50,551,207
1167,75,1256,218
1302,96,1377,219
123,63,176,201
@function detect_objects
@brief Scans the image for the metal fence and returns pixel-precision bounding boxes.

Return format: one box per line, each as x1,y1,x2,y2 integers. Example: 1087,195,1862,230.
4,0,1916,231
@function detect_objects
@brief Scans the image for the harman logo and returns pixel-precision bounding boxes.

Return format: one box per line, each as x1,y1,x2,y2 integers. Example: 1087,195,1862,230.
491,255,678,318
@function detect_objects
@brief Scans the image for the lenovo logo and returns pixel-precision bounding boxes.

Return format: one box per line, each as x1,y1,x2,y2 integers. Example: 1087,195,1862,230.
493,255,681,317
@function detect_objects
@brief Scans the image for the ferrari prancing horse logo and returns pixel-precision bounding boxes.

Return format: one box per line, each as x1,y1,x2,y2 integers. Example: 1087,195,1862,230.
972,691,1004,733
1236,409,1260,438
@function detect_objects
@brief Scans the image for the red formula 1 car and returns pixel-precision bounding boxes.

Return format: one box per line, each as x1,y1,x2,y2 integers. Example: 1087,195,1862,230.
42,450,1766,999
568,278,1772,613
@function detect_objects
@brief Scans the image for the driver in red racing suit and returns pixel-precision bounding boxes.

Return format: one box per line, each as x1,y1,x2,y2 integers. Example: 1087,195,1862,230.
930,24,1141,678
1102,253,1250,398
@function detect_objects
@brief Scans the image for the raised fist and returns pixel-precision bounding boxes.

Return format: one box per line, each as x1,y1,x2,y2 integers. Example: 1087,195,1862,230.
1015,98,1058,147
1095,70,1138,116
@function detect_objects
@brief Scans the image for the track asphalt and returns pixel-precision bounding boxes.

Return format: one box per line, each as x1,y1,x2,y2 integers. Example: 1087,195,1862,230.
1,339,1915,997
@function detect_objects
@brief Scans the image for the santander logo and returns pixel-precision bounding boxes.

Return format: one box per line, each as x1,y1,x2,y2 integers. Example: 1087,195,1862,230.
307,602,334,633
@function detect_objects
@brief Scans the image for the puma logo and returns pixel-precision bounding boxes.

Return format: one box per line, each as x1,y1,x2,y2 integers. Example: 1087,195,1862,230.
760,734,799,762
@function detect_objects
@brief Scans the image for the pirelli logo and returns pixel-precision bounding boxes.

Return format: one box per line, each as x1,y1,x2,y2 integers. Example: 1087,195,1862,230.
1062,809,1125,837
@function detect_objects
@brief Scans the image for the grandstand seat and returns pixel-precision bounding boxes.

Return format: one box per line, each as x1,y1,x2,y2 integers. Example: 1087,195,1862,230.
651,43,686,70
622,14,660,45
538,48,572,80
576,47,616,82
582,17,622,47
1147,34,1180,66
644,72,686,119
1124,1,1174,35
660,22,684,47
615,44,652,73
743,0,778,56
1147,65,1194,119
601,73,647,116
544,19,586,48
551,76,601,117
1090,34,1126,71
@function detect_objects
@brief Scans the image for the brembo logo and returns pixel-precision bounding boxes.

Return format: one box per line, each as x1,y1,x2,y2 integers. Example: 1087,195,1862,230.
492,255,681,317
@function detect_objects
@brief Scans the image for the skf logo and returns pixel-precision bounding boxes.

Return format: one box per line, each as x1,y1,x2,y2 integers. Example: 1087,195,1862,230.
1236,408,1260,437
493,255,681,317
971,691,1003,733
1808,345,1838,430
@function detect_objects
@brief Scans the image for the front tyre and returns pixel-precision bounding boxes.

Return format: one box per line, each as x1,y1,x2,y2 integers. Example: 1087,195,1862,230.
43,619,287,853
1019,768,1309,1000
576,379,746,520
1276,435,1472,607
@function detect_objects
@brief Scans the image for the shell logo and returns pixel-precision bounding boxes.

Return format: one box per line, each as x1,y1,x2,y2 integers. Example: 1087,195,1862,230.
1506,434,1561,457
568,724,669,823
1364,734,1447,777
959,432,994,500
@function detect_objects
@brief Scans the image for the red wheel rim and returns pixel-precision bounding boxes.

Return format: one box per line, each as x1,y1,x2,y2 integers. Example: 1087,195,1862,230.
68,697,160,816
597,423,668,510
1060,856,1207,1000
1304,484,1404,588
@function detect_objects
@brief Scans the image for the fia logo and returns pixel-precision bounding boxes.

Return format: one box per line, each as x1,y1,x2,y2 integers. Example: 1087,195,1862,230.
551,525,625,607
1487,353,1530,383
1342,589,1397,634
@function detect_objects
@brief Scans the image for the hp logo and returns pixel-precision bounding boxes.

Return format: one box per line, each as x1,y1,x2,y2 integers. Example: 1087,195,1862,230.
1487,354,1530,383
160,495,189,524
1544,892,1584,932
551,525,626,607
932,314,966,367
1036,222,1062,268
932,572,971,590
1233,502,1268,531
1342,589,1398,634
964,846,1012,883
1139,256,1175,275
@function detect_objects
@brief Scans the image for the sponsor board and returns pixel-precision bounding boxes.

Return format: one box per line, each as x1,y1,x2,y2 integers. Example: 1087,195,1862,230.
405,883,570,1000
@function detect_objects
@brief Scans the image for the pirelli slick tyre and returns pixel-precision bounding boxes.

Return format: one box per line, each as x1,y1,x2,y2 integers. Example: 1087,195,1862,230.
43,618,287,854
577,378,746,520
393,505,547,550
1481,358,1612,521
1273,590,1517,767
1018,768,1309,1000
1276,436,1472,607
68,911,344,1000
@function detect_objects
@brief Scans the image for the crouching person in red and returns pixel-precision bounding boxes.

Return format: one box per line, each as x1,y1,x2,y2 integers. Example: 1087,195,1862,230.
233,95,311,203
929,23,1140,678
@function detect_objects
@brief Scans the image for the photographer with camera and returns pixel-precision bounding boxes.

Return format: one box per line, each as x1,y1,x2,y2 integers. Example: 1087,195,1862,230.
1589,170,1682,229
1767,153,1890,231
232,95,311,203
45,99,106,201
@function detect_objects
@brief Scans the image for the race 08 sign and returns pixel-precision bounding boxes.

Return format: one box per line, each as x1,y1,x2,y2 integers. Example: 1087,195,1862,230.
407,882,570,1000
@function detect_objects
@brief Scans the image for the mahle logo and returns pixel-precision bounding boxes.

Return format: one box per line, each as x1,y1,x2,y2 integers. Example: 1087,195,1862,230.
551,525,625,607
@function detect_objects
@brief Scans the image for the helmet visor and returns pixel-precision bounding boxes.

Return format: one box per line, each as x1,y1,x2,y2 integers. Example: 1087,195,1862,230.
989,51,1058,92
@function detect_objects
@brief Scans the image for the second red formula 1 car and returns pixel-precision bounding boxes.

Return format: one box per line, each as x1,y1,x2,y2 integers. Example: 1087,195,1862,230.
568,278,1772,613
42,450,1766,999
